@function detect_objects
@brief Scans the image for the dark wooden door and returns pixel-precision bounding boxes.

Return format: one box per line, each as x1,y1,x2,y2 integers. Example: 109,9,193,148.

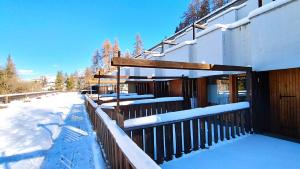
269,68,300,138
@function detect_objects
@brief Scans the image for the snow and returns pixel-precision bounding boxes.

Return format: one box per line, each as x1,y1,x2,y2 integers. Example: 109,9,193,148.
248,0,294,19
98,94,154,102
101,97,183,107
91,93,137,98
124,102,249,129
161,134,300,169
207,3,247,23
95,108,160,169
164,40,197,54
0,93,106,169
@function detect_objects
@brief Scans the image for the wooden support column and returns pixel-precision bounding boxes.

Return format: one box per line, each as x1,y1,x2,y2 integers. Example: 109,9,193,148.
229,75,238,103
197,78,207,107
116,51,124,127
97,71,101,103
246,71,253,133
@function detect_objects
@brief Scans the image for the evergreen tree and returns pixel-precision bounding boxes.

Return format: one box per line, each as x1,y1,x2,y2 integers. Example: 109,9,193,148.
66,74,75,91
6,55,17,79
200,0,210,18
213,0,225,10
55,71,64,91
133,34,143,58
92,49,100,73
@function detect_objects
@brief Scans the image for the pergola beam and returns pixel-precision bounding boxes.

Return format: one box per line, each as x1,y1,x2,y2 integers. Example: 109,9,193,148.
94,74,185,80
111,57,252,72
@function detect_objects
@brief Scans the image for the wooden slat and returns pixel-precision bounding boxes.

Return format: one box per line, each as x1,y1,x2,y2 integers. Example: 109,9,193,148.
183,120,192,153
164,124,174,161
156,126,164,164
200,118,206,149
145,128,155,159
192,119,199,151
175,122,183,157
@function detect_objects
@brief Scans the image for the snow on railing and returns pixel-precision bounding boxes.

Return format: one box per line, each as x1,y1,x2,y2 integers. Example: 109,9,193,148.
101,97,183,107
98,94,154,102
124,102,249,129
84,95,160,169
95,108,160,169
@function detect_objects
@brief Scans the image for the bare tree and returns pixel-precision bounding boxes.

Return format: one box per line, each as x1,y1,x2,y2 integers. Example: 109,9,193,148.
133,34,143,58
101,40,112,73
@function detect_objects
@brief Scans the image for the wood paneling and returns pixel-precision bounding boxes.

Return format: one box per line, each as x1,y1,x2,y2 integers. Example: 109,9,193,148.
269,68,300,139
169,79,182,97
197,78,207,107
229,75,238,103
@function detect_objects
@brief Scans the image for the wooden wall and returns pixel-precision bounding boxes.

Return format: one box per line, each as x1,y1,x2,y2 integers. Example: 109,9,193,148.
269,68,300,139
253,68,300,140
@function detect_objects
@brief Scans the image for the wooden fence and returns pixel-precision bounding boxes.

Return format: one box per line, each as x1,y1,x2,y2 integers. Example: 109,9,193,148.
123,103,251,164
101,97,184,121
85,95,160,169
0,91,57,104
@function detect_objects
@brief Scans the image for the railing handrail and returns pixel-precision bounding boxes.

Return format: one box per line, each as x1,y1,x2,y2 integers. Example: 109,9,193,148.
101,97,183,107
98,94,154,102
85,95,160,169
124,102,249,131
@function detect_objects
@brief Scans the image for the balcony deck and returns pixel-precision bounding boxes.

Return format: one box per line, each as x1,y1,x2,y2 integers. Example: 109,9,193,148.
161,134,300,169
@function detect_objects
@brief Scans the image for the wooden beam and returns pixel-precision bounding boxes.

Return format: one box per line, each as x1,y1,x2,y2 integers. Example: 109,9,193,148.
111,57,252,72
94,75,128,79
94,74,185,79
193,23,207,30
163,40,177,45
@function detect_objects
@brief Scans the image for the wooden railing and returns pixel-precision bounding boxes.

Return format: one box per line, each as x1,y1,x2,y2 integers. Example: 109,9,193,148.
0,91,57,104
85,95,160,169
101,97,184,122
96,94,154,104
123,102,251,164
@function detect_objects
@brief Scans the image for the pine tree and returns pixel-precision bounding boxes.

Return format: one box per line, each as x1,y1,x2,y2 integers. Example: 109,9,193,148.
92,49,100,73
213,0,225,11
6,55,17,79
55,71,64,91
133,34,143,58
101,40,112,73
66,74,75,91
200,0,210,18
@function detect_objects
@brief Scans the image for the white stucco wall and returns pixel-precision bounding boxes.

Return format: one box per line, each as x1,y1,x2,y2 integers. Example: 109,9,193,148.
249,0,300,71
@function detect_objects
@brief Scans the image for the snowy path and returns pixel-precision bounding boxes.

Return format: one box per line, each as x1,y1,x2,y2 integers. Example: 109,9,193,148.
0,93,106,169
161,134,300,169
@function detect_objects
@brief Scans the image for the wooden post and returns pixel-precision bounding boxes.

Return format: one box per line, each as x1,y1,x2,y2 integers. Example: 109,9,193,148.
97,71,100,103
229,75,238,103
116,51,123,127
192,23,196,40
161,41,164,53
246,70,253,133
197,78,207,107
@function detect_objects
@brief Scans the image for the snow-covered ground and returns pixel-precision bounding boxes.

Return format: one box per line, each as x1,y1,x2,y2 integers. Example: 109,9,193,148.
161,134,300,169
0,92,106,169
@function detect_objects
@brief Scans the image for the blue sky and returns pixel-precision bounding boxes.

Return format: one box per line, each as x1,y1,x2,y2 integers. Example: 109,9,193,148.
0,0,190,80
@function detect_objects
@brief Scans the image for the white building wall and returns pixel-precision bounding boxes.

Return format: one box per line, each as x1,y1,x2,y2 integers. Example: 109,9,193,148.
249,0,300,71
